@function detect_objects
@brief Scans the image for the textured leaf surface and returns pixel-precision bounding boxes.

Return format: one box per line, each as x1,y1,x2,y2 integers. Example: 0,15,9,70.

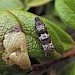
0,10,74,58
0,10,64,58
10,10,64,55
0,11,20,70
0,11,19,42
55,0,75,29
0,10,74,70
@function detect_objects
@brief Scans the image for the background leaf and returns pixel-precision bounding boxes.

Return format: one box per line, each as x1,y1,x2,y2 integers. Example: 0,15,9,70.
43,15,67,30
60,62,75,75
25,0,51,7
24,0,51,10
0,0,24,10
55,0,75,29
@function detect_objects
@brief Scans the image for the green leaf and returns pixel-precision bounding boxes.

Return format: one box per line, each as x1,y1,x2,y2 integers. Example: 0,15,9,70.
0,10,64,58
9,10,64,55
26,0,50,7
42,18,74,52
0,11,20,70
55,0,75,29
43,15,67,30
62,42,75,52
42,18,74,44
24,0,51,10
0,10,64,70
0,0,24,10
0,10,74,70
0,11,20,42
60,62,75,75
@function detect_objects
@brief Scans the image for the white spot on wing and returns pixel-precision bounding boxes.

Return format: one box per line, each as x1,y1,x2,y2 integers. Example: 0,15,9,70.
39,33,49,40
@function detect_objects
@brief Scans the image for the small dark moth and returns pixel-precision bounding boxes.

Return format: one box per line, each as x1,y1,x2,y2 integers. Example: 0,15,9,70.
35,17,55,55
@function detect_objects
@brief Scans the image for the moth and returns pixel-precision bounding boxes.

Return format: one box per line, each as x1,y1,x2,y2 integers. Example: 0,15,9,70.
35,17,55,55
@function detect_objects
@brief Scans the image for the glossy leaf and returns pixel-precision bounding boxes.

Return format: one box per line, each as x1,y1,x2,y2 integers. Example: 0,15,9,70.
55,0,75,29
